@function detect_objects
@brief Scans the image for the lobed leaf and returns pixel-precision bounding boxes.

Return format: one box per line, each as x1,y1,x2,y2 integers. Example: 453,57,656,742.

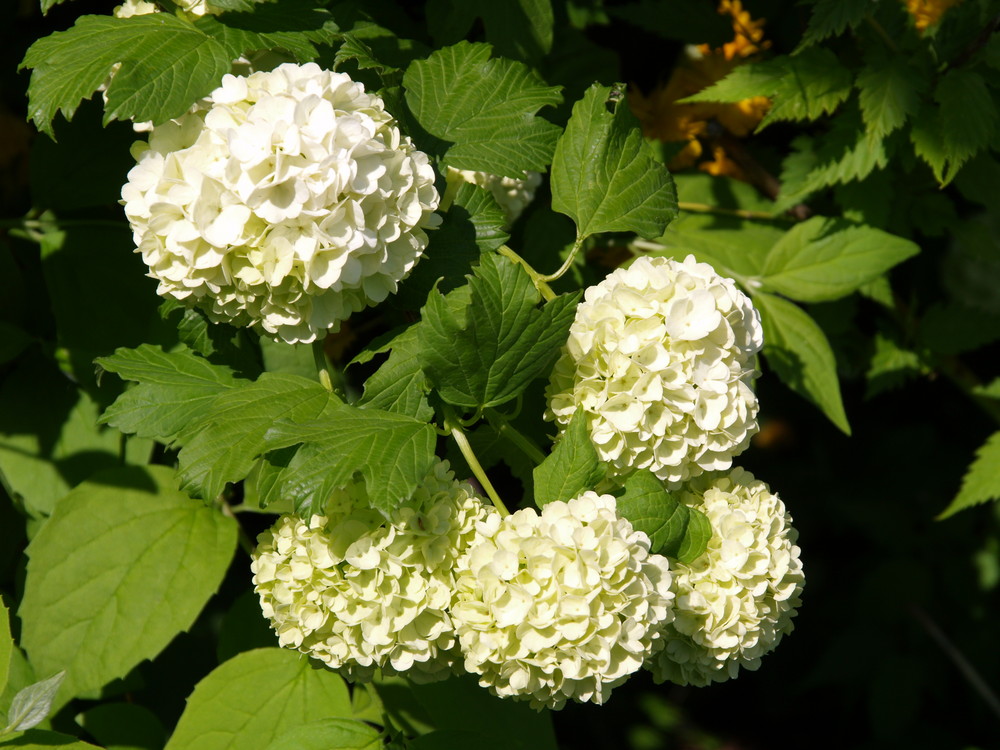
760,217,919,303
856,56,926,139
403,41,563,177
755,292,851,434
18,466,237,710
616,470,710,563
164,649,353,750
418,253,578,410
532,410,605,507
798,0,874,47
938,431,1000,519
551,83,678,240
193,2,340,64
355,326,433,422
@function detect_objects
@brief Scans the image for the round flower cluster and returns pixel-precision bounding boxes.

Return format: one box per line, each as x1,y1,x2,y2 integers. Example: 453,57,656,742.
250,461,489,682
546,254,763,486
121,63,440,343
646,468,804,687
445,167,542,225
114,0,215,17
451,492,674,709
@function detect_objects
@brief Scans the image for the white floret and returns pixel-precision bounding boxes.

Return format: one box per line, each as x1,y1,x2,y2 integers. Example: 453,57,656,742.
251,461,491,682
451,492,674,709
646,468,804,686
445,167,542,225
546,254,763,486
122,62,440,343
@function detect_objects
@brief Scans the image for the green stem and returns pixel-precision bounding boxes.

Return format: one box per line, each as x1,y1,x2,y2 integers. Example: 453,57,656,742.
538,235,585,283
498,246,556,301
485,409,547,465
446,410,510,515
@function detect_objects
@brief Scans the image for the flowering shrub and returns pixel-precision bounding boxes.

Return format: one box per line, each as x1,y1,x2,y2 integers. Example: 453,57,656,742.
546,254,763,486
646,468,804,687
451,492,674,709
122,63,440,343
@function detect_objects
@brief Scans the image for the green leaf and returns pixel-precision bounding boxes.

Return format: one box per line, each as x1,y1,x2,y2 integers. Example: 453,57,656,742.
193,3,341,64
176,373,340,501
755,293,851,434
760,217,919,303
76,703,166,750
478,0,554,63
264,719,382,750
356,326,433,421
0,354,133,517
164,649,352,750
616,470,710,563
2,672,65,734
865,332,923,399
261,404,437,517
403,41,563,177
551,83,678,240
936,69,997,171
0,601,10,698
418,253,578,409
799,0,873,47
856,57,925,138
532,410,604,507
97,345,242,443
687,48,853,129
18,466,237,709
0,729,99,749
938,431,1000,519
917,303,1000,355
20,15,232,136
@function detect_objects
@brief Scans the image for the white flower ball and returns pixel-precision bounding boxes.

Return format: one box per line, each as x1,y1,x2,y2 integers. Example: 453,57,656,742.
647,468,804,687
250,461,491,682
445,167,542,225
121,62,440,343
545,254,763,486
114,0,214,17
451,492,674,709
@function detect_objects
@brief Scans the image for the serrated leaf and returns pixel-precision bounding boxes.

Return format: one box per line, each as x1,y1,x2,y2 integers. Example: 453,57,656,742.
264,719,382,750
418,253,578,410
755,292,850,434
478,0,553,63
910,104,951,183
533,410,604,507
97,345,242,443
760,217,919,302
799,0,873,47
20,15,232,136
403,41,562,177
164,649,352,750
193,3,341,64
551,83,678,240
865,331,923,399
2,671,65,734
857,57,925,138
261,405,437,517
938,431,1000,519
936,69,998,171
177,373,340,501
356,326,433,421
18,466,237,710
616,470,710,563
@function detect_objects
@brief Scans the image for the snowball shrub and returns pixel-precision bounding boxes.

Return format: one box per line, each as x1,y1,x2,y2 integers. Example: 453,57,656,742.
250,461,491,682
546,254,763,486
445,167,542,225
647,468,804,686
121,62,440,343
451,492,673,709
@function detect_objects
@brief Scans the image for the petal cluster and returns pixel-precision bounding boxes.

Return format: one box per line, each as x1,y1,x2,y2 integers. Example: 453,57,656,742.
647,468,804,686
250,462,490,682
445,167,542,225
122,62,440,343
546,254,763,486
451,492,673,709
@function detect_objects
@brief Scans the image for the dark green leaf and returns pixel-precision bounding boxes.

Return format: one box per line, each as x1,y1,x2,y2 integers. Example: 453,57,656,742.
403,41,563,177
533,409,604,507
917,303,1000,355
756,292,851,434
261,404,437,517
760,217,919,302
418,253,578,409
551,83,678,240
616,470,710,563
75,703,166,750
799,0,874,47
356,325,433,421
20,15,231,136
19,466,237,709
856,57,925,138
936,69,998,175
97,345,241,443
938,431,1000,519
193,3,340,63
